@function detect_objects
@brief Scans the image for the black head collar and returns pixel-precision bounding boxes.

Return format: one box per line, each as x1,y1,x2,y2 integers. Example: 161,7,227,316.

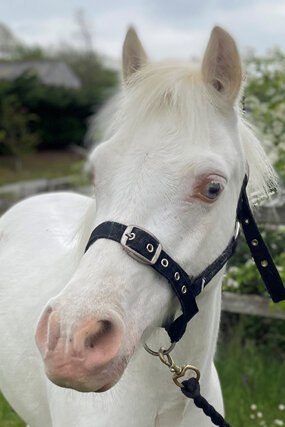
85,176,285,343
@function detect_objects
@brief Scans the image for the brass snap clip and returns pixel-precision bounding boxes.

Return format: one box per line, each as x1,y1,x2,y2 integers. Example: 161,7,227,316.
158,348,200,389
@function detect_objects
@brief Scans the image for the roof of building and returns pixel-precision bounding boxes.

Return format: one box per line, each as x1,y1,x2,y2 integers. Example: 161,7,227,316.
0,60,81,89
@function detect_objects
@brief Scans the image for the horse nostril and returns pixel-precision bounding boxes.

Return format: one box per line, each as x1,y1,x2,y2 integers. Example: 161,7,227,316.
84,320,112,349
72,318,123,368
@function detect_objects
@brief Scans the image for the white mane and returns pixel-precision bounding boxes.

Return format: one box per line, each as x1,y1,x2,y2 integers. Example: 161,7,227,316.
86,60,277,202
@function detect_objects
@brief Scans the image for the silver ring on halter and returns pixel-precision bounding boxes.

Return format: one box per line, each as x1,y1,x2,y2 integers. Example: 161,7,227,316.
144,342,176,356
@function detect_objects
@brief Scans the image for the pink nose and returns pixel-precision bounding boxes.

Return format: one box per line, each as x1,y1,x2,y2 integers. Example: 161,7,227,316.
35,307,123,391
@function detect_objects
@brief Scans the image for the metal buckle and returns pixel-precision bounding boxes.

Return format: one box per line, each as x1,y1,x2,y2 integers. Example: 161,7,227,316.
120,225,162,265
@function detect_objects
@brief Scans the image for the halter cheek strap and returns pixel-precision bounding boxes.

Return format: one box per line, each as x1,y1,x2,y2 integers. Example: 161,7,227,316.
84,176,285,343
237,185,285,303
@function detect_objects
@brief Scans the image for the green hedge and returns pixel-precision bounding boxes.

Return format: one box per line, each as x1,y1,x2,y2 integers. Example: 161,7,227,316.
0,72,116,153
244,49,285,185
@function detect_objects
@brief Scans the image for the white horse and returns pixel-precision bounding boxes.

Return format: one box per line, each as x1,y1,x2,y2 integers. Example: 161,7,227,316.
0,27,276,427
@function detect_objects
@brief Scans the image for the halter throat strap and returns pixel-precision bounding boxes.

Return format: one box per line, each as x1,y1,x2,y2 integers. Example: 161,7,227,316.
84,177,285,343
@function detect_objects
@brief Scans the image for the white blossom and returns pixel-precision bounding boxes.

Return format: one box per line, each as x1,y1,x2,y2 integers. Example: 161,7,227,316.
274,420,284,426
229,266,239,273
226,278,239,289
272,120,283,136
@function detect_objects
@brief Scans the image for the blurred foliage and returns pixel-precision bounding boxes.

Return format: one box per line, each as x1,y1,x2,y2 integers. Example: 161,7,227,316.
12,45,46,61
56,47,118,103
0,151,87,186
221,309,285,354
0,22,20,60
0,68,117,153
0,74,89,151
0,94,39,168
216,321,285,427
0,19,118,157
244,48,285,184
0,22,45,61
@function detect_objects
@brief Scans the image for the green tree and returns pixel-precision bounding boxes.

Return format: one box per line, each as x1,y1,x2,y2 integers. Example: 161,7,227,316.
0,73,101,152
0,22,45,61
0,22,19,59
0,94,39,169
12,45,45,61
54,10,118,103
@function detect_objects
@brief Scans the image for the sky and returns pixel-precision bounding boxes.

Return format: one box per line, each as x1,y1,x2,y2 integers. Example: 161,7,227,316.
1,0,285,63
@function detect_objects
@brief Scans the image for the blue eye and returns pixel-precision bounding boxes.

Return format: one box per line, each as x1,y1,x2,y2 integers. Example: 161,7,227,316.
192,174,226,203
204,182,222,199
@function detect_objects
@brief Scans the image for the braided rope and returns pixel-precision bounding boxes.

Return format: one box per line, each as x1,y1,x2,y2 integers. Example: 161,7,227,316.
181,378,231,427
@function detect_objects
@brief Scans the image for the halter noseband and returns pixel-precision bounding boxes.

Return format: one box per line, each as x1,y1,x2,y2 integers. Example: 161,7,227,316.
85,176,285,343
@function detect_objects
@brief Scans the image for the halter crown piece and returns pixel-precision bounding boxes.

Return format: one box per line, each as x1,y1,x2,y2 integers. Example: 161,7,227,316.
85,176,285,343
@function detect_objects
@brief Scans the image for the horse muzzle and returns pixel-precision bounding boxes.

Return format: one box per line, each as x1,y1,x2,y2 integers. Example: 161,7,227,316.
35,306,128,392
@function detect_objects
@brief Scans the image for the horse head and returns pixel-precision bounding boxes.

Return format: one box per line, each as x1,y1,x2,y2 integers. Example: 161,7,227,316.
35,26,274,393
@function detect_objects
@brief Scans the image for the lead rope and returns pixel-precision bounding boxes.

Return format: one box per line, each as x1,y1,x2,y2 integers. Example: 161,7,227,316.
156,349,231,427
181,379,231,427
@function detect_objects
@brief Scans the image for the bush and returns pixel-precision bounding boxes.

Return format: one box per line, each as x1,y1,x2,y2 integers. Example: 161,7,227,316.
244,49,285,185
0,74,89,151
0,93,39,167
0,69,117,153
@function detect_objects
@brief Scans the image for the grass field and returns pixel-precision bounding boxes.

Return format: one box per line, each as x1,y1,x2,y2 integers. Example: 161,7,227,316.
0,322,284,427
215,329,285,427
0,397,25,427
0,151,87,186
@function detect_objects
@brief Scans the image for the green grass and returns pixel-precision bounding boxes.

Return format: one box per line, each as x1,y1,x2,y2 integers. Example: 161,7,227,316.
0,325,284,426
0,394,25,427
216,326,285,427
0,151,88,186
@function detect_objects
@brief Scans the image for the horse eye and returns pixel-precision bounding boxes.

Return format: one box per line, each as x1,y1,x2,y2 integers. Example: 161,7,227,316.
191,174,225,203
204,182,222,200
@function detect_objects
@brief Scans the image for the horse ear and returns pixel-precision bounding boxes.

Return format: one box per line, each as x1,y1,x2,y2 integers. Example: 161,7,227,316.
122,26,148,82
201,26,242,104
